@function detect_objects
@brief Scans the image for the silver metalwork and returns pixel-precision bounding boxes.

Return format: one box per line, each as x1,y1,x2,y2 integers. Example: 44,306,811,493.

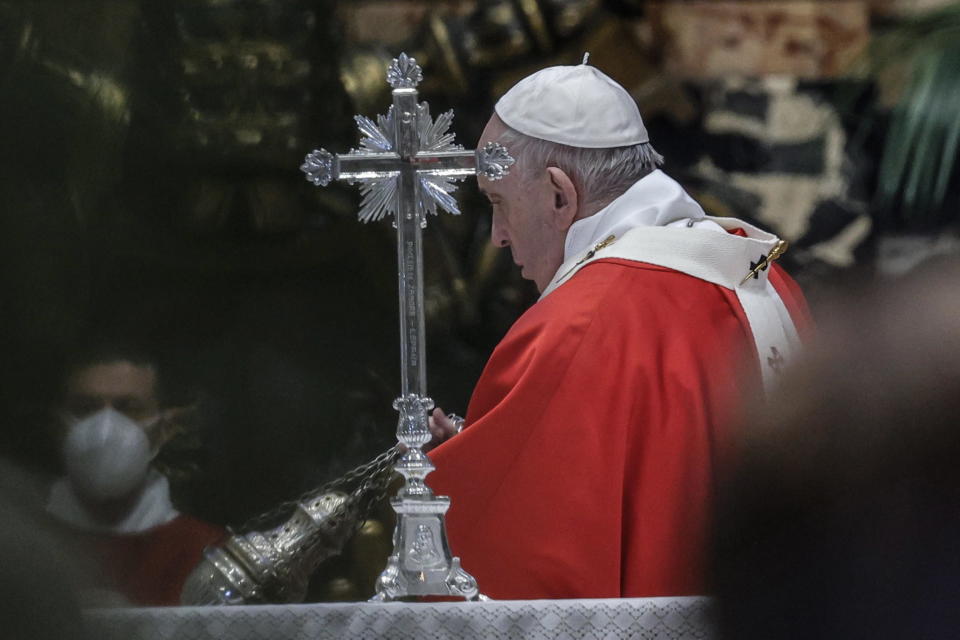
300,52,512,601
301,149,335,187
300,108,512,223
476,142,516,181
181,447,400,605
447,413,466,434
386,52,423,89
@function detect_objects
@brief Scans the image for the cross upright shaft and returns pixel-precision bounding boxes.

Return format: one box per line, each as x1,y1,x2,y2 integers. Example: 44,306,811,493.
391,84,430,400
300,52,513,600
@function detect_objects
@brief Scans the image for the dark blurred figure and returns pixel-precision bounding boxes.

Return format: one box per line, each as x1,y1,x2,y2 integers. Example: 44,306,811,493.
0,462,91,640
45,339,223,606
712,258,960,639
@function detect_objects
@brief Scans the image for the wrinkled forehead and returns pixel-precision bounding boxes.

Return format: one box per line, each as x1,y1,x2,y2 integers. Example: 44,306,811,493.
477,113,509,149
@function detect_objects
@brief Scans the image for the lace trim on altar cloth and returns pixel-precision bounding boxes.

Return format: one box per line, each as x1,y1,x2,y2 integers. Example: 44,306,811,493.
85,596,714,640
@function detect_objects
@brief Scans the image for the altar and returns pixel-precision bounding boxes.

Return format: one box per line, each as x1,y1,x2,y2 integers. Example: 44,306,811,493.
85,597,713,640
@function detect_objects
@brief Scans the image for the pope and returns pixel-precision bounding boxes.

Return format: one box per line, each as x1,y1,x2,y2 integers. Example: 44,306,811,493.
426,59,811,599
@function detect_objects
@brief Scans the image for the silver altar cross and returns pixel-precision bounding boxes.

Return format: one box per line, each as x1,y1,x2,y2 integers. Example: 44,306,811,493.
300,53,513,601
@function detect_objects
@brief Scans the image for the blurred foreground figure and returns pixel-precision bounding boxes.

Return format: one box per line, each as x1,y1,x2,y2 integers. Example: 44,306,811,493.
426,60,811,598
0,464,91,640
713,258,960,639
46,341,223,606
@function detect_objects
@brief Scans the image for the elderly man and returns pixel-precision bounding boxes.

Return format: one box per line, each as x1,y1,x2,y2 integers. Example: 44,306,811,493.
426,61,810,599
47,341,223,605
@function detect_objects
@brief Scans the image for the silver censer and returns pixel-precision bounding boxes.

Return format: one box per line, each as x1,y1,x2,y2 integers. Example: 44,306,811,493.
180,449,399,605
300,53,513,601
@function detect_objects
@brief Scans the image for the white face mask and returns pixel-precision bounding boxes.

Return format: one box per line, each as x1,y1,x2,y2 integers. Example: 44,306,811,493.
62,407,152,502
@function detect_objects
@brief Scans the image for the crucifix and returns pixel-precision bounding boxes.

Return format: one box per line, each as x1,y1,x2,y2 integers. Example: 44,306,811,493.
300,53,513,601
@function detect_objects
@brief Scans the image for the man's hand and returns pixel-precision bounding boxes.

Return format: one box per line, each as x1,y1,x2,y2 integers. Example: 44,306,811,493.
424,408,463,452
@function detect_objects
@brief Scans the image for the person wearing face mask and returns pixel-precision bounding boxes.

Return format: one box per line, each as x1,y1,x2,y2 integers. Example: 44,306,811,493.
46,341,223,606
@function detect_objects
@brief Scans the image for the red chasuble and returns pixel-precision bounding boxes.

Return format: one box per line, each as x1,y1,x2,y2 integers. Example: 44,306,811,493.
65,515,224,606
428,257,809,600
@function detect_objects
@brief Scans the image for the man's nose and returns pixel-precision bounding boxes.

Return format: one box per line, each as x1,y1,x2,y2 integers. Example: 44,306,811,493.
490,217,510,248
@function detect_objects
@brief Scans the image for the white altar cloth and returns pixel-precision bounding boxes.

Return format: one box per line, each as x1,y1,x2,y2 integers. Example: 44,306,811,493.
85,597,713,640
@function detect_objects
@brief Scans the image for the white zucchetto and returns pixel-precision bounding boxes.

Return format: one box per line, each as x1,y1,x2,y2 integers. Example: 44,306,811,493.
494,60,649,149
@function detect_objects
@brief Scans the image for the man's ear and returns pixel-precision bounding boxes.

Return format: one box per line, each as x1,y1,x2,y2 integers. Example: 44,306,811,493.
151,403,197,449
545,167,578,231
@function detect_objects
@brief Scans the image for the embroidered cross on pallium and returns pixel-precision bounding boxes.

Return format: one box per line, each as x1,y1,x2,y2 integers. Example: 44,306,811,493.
739,240,789,285
767,346,785,375
747,255,769,279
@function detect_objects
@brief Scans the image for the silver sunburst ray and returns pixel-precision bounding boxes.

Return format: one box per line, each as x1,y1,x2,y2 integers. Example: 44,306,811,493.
344,100,468,224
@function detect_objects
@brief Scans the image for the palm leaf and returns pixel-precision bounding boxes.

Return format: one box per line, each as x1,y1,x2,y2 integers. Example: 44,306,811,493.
870,2,960,227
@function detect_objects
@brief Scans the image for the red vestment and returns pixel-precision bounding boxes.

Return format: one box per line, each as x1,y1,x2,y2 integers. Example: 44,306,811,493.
428,257,809,599
63,514,223,606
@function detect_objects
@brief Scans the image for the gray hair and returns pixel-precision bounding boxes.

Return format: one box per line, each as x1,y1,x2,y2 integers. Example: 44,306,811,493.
496,125,664,211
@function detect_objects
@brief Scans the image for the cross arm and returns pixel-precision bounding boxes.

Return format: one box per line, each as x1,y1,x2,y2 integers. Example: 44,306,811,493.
338,153,405,181
301,143,513,188
414,143,515,181
301,149,402,186
409,150,476,178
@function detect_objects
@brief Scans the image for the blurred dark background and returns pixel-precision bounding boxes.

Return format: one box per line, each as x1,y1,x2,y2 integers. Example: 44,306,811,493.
0,0,958,530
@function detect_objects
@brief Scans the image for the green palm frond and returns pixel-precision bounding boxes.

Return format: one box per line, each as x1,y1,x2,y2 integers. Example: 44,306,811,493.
868,2,960,227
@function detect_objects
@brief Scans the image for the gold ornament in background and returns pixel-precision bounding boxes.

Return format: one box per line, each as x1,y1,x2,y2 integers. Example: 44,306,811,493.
130,0,352,234
462,0,535,68
337,0,606,110
544,0,603,38
159,1,336,168
0,1,138,225
339,47,394,118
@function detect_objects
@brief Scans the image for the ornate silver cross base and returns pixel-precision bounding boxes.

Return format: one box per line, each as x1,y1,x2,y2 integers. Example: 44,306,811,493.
300,53,512,601
374,394,479,600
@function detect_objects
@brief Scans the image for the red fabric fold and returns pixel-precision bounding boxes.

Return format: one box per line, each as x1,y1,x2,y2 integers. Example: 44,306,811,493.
429,257,808,599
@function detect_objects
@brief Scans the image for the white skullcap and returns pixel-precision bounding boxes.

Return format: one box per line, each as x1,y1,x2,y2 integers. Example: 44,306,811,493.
494,59,649,149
